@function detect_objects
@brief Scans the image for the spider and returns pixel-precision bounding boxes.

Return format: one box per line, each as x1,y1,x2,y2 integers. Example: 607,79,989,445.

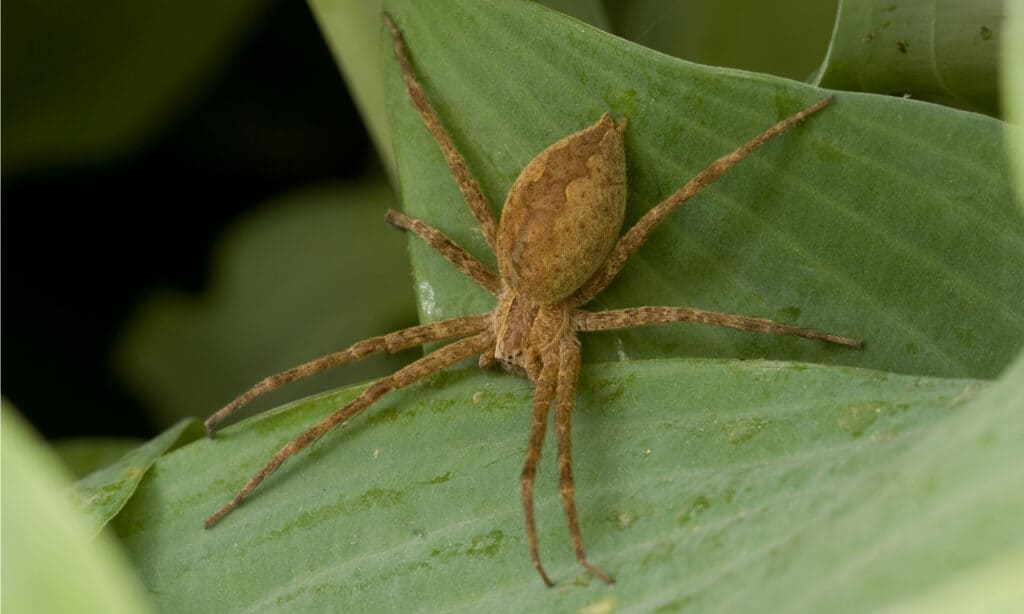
203,14,862,587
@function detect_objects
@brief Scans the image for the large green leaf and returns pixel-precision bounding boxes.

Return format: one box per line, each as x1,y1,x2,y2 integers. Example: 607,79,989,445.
2,405,153,613
815,0,1004,116
383,0,1024,381
109,357,1023,611
70,419,202,534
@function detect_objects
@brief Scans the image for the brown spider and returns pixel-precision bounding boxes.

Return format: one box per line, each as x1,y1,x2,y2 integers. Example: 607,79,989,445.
203,14,862,586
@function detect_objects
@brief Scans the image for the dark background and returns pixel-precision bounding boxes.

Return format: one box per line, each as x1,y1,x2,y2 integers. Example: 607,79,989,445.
3,1,369,439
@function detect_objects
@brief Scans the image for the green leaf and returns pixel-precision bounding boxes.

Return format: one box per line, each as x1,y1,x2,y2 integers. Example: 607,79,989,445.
116,181,418,427
815,0,1004,115
536,0,610,30
1,405,153,613
70,419,202,534
109,357,1023,611
606,0,838,81
55,437,146,479
383,0,1024,380
307,0,608,179
308,0,395,177
1004,0,1024,212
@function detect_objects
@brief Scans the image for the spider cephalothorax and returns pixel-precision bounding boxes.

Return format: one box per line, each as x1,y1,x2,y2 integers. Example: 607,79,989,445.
202,14,861,587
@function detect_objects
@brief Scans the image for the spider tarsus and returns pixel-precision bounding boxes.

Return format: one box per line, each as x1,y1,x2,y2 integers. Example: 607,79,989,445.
204,501,236,529
581,560,615,585
810,95,835,112
384,208,405,230
834,335,863,348
534,563,555,588
783,327,862,349
814,330,862,347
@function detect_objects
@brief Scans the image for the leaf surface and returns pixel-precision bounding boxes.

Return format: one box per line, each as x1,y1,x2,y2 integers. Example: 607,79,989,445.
815,0,1004,115
383,0,1024,380
2,406,153,614
111,358,1023,611
71,419,202,534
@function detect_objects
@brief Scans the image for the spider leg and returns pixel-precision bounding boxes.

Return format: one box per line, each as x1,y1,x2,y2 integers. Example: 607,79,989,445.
573,97,834,306
385,209,501,295
575,306,862,347
205,330,495,528
554,334,614,584
384,13,499,251
204,315,490,437
520,357,558,587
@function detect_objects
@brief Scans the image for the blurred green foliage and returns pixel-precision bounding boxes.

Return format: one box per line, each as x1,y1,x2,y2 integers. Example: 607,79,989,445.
1,406,153,614
116,180,418,426
1,0,271,174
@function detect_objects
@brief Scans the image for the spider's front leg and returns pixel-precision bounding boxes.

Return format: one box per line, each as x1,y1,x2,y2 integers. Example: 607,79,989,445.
205,331,495,528
204,315,490,436
573,97,834,306
383,12,498,250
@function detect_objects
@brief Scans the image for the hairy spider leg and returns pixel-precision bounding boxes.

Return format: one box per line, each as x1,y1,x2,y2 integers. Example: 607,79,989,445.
385,209,500,295
573,97,834,307
204,315,490,435
575,307,862,347
519,350,559,587
206,331,495,528
384,13,499,250
554,334,614,584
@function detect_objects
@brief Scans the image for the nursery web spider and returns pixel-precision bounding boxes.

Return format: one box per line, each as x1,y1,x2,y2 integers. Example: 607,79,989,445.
203,14,862,586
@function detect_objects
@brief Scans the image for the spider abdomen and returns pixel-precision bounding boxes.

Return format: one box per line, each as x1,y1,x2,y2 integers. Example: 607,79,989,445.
496,113,627,305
